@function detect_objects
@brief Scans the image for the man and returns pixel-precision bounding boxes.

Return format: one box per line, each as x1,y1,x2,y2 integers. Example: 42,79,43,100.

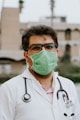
0,25,80,120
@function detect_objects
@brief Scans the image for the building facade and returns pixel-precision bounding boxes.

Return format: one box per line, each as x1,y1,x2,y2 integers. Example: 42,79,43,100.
0,6,80,75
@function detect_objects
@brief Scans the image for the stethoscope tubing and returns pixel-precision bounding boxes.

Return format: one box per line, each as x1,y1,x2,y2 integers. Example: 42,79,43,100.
23,77,70,102
22,77,31,102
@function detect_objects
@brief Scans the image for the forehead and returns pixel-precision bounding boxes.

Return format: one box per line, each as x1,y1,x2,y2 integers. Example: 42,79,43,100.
29,35,54,45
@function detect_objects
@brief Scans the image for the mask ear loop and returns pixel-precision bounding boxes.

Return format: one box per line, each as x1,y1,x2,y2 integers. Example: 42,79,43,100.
26,55,33,70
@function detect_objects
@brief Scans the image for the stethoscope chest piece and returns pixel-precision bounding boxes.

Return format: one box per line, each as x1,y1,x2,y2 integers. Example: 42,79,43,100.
23,77,31,103
23,93,31,103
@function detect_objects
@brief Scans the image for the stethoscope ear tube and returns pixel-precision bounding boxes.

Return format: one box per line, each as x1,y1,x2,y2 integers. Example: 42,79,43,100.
57,89,69,100
57,77,69,100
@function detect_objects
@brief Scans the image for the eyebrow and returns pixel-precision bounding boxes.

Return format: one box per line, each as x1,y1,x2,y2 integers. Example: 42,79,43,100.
29,42,55,47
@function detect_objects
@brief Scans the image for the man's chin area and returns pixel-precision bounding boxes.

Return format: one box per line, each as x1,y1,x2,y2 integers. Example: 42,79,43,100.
29,68,52,77
34,71,52,77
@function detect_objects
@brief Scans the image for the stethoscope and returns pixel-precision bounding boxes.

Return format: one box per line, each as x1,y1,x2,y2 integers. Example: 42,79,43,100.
22,77,75,118
57,77,73,107
57,77,75,118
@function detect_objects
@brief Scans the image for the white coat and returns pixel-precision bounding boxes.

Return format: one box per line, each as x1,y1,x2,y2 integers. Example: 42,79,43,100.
0,68,80,120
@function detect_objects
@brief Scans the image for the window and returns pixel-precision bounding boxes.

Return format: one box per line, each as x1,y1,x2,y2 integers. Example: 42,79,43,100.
65,29,71,40
0,64,11,74
20,29,25,35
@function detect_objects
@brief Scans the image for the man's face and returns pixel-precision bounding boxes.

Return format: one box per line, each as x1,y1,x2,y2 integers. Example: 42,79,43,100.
24,35,58,68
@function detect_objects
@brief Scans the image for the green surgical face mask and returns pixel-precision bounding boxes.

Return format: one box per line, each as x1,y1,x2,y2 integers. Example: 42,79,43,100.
29,50,57,75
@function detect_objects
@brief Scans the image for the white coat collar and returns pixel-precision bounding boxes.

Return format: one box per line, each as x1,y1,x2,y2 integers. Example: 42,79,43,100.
21,68,59,89
21,68,34,80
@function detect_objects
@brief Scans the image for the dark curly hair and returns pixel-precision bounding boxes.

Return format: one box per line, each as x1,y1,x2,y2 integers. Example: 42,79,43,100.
22,25,58,51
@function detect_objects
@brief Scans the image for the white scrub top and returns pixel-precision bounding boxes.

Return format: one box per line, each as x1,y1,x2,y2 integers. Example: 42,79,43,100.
0,68,80,120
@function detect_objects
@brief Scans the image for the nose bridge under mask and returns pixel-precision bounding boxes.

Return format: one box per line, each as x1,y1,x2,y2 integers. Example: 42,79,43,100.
38,50,49,60
29,50,48,61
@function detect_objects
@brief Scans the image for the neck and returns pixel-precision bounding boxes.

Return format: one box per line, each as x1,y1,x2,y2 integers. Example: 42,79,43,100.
29,69,53,90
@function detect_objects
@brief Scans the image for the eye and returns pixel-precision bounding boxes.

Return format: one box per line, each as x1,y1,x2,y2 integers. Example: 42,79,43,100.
45,44,54,50
30,45,41,51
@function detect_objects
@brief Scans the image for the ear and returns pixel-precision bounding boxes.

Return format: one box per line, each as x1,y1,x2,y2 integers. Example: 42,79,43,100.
56,48,59,53
23,51,28,59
